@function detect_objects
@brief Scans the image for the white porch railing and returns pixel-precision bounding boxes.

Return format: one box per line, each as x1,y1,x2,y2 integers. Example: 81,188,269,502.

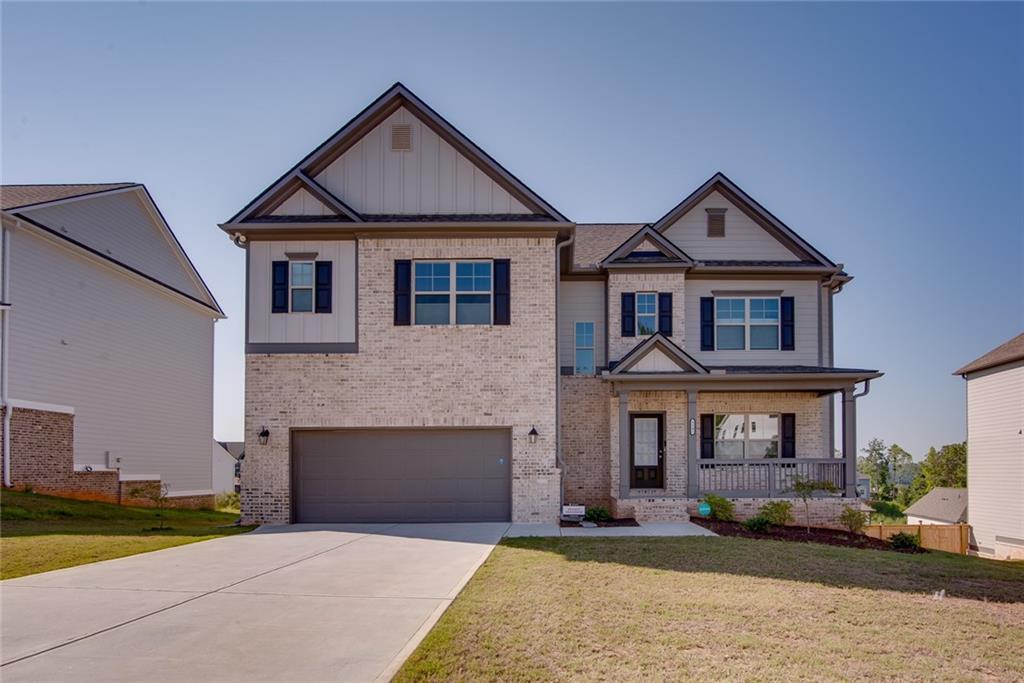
696,458,846,498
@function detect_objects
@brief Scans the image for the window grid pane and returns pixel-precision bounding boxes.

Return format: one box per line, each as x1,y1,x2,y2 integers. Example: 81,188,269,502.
291,288,313,312
290,262,313,287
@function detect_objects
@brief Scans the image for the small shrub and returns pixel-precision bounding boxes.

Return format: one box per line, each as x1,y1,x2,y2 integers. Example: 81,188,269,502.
889,531,921,551
215,491,240,512
702,494,735,522
742,515,771,533
759,500,794,526
584,506,611,523
839,506,868,534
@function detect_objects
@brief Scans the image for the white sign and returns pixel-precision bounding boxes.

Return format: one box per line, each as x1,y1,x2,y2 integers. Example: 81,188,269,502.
562,505,586,517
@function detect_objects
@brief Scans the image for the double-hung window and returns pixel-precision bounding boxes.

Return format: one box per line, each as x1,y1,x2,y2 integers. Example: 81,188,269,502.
636,292,658,335
715,297,780,350
289,262,314,313
713,414,780,459
414,261,492,325
574,322,595,375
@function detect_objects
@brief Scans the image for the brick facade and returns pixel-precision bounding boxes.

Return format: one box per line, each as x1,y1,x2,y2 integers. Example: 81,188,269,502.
607,272,686,362
560,377,612,509
243,236,560,525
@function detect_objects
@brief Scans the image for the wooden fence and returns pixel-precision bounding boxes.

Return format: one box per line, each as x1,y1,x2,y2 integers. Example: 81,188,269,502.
864,523,970,555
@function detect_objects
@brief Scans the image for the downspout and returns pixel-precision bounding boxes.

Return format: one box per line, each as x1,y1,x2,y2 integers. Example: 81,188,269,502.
554,233,575,514
2,223,12,487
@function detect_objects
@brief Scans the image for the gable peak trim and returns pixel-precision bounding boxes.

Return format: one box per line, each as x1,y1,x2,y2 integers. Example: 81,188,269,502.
610,333,709,375
599,225,694,267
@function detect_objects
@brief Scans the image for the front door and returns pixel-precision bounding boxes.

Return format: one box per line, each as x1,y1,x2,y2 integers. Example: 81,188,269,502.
630,414,664,488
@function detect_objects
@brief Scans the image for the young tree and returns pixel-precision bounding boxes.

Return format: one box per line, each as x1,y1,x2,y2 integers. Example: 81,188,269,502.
790,476,838,532
858,438,893,500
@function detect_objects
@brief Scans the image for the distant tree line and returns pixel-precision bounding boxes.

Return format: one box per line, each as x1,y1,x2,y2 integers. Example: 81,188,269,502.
857,438,966,507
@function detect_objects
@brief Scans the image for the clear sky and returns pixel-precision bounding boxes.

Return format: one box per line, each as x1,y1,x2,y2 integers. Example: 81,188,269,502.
3,2,1021,458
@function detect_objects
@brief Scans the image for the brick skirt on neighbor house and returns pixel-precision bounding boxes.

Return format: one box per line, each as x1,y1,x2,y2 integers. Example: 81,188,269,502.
1,406,214,509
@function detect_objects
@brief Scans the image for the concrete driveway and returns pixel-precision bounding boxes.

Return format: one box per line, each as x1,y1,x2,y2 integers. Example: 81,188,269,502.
0,523,507,682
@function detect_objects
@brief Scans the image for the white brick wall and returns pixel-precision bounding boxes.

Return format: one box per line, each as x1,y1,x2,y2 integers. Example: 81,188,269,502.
608,272,686,362
243,236,560,524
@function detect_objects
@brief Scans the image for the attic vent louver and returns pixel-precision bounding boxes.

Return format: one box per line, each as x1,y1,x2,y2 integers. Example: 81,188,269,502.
706,208,726,237
391,124,412,151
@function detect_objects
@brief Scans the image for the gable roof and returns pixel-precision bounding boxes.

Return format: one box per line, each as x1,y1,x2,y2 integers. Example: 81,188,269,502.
610,333,709,375
904,487,967,523
649,172,836,268
955,332,1024,376
3,184,223,316
599,225,694,267
1,183,136,211
226,82,568,226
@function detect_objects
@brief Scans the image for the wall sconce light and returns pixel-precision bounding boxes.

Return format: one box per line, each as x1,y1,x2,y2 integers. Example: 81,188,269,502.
528,426,539,444
257,426,270,446
689,418,696,436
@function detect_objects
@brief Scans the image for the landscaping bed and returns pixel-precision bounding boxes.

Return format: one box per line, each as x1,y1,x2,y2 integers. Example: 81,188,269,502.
690,517,915,551
559,517,640,528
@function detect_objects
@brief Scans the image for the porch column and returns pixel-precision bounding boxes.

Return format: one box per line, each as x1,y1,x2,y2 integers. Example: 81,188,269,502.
686,389,698,497
842,387,857,498
618,390,630,499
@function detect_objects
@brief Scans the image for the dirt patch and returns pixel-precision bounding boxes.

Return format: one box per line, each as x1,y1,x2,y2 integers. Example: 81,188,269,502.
691,518,925,553
559,517,640,528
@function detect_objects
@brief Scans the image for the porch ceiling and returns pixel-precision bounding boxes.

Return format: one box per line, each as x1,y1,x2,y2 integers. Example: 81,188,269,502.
603,365,882,393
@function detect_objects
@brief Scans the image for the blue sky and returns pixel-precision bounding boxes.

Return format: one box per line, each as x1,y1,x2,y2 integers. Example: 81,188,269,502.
3,2,1021,457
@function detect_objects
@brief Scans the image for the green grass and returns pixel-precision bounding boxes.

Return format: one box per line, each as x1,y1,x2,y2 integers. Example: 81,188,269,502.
396,536,1024,682
1,490,253,579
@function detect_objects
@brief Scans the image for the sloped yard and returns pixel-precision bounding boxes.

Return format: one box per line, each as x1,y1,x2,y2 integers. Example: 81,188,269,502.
1,490,251,579
397,536,1024,681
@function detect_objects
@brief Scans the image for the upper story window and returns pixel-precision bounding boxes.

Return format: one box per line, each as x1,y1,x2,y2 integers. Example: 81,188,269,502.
715,297,780,350
414,260,492,325
575,321,595,375
290,262,314,312
636,292,658,335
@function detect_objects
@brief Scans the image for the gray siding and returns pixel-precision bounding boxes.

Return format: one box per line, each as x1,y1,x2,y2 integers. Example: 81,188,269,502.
966,361,1024,557
9,228,215,494
662,190,798,261
558,280,606,371
21,190,206,301
248,240,357,345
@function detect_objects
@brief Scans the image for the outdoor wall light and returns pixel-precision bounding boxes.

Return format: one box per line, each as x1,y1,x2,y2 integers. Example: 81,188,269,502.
528,426,539,444
257,426,270,446
689,418,696,436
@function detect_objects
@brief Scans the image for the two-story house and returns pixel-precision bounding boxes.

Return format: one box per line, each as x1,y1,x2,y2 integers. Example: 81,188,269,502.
223,84,881,526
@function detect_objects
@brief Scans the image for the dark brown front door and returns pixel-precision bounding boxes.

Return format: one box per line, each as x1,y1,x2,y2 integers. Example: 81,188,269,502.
630,414,664,488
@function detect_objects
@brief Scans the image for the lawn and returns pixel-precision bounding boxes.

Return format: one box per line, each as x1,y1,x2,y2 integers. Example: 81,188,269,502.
397,536,1024,681
1,490,253,579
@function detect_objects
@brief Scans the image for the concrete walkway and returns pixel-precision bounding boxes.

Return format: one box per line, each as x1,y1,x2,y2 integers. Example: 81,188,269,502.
0,523,506,683
505,520,717,537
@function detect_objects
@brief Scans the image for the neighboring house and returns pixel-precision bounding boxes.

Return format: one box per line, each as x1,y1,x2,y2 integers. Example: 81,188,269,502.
1,184,224,508
955,333,1024,559
223,83,881,526
904,487,967,525
218,440,244,492
212,441,241,494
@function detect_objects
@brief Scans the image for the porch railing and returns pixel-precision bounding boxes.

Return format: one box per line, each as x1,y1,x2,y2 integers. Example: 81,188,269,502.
696,458,846,498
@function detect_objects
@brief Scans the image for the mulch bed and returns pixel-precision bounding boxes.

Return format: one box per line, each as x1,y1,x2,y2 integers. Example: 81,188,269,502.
691,518,926,553
559,517,641,528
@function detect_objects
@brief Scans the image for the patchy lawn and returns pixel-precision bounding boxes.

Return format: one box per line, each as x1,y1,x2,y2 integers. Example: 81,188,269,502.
396,536,1024,681
1,490,253,579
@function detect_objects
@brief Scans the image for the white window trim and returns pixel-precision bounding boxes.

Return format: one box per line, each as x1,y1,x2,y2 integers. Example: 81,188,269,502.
635,291,658,336
574,320,595,375
413,259,493,326
714,296,781,351
289,261,314,313
713,413,781,459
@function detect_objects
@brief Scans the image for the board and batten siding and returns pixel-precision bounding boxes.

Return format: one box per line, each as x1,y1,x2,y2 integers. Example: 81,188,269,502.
248,240,357,345
662,190,798,261
558,280,606,371
965,360,1024,559
313,106,532,216
21,191,207,301
684,278,820,366
8,228,215,494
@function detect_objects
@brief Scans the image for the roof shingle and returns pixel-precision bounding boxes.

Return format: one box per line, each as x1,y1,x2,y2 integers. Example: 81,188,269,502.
955,332,1024,375
572,223,646,269
1,184,135,210
904,487,967,523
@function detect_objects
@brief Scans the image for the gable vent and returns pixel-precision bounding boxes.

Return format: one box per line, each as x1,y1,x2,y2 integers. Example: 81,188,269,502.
706,208,726,237
391,123,412,151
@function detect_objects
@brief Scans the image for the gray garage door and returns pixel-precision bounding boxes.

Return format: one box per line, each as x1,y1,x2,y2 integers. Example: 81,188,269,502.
292,428,511,523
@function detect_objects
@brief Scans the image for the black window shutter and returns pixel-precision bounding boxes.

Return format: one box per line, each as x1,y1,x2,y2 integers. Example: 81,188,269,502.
781,296,795,350
314,261,332,314
700,297,714,350
621,293,635,337
658,292,673,336
781,413,796,458
394,260,411,326
271,261,288,313
700,414,715,459
493,259,511,325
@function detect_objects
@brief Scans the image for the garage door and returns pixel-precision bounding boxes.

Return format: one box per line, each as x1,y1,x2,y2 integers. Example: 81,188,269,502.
291,428,511,523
